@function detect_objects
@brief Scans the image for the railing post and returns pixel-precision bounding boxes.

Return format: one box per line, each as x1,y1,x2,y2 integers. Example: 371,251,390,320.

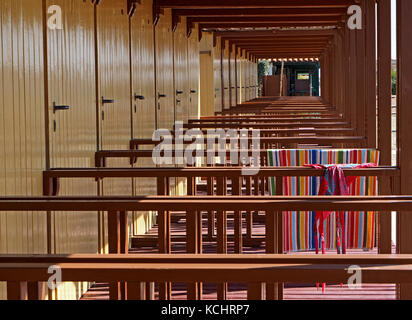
277,176,284,300
108,210,128,300
157,176,171,300
245,176,253,240
187,175,201,300
232,175,242,253
377,0,393,255
397,0,412,300
7,282,27,300
207,176,215,241
247,283,264,300
216,175,227,300
28,281,43,300
127,282,146,300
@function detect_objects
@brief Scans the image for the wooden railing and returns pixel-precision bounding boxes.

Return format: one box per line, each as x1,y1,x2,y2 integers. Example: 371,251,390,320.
0,196,411,300
95,141,367,168
148,128,356,136
3,253,412,300
43,166,399,256
189,117,346,124
184,122,352,129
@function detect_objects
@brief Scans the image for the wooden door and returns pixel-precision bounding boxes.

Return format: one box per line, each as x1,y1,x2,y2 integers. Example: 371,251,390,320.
96,0,132,254
213,37,222,113
97,0,131,154
130,0,157,235
230,45,236,107
174,17,190,123
188,25,200,120
222,40,230,109
155,9,174,130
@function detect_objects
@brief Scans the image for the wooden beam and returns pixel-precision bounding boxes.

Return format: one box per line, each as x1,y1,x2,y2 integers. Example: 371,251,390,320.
377,0,392,256
397,0,412,300
173,8,347,17
365,0,377,148
189,16,341,24
200,22,339,29
158,0,356,9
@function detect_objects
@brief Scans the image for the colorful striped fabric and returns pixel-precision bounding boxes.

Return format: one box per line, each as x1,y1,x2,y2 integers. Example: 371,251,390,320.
267,149,380,252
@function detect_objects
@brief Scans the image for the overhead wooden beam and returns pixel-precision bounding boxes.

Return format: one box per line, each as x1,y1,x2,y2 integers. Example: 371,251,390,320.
173,8,347,17
234,42,327,46
214,29,336,37
189,16,341,24
376,0,392,258
229,38,331,42
158,0,355,9
200,22,339,29
397,0,412,300
255,55,321,59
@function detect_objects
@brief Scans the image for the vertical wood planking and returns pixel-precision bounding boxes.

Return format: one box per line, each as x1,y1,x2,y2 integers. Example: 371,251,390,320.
365,0,377,148
222,40,230,109
96,0,133,260
0,0,47,299
155,8,174,131
174,17,189,124
397,0,412,300
199,33,214,117
377,0,392,255
130,0,157,237
188,24,200,120
213,36,222,113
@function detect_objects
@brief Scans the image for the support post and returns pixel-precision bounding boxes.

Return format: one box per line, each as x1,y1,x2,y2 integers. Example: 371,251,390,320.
377,0,393,255
397,0,412,300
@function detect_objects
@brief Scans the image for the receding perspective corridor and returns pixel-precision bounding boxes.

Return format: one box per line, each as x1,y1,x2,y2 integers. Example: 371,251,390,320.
1,0,412,305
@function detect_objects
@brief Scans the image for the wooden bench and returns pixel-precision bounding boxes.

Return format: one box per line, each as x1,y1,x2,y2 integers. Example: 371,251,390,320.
43,167,399,255
0,195,407,300
95,139,367,169
201,112,342,119
3,253,412,300
189,117,346,124
184,122,352,129
153,127,357,136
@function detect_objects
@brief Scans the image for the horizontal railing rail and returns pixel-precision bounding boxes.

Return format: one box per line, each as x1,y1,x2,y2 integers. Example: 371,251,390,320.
3,253,412,300
0,195,411,212
184,122,352,129
189,117,345,124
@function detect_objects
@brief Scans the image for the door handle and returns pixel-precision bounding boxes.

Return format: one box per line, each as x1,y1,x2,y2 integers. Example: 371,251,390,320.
134,93,145,101
190,89,197,94
53,102,70,114
176,99,181,104
176,90,184,95
158,93,167,99
102,97,115,105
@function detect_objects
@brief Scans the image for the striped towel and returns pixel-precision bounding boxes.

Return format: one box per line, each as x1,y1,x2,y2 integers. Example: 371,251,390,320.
267,149,380,252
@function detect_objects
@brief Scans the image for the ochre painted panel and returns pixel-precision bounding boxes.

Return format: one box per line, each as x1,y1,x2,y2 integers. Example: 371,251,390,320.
222,40,230,109
230,45,236,107
96,0,133,255
46,0,98,300
155,8,175,131
213,36,222,113
199,33,214,117
130,0,157,236
174,17,189,124
0,0,47,299
187,25,200,121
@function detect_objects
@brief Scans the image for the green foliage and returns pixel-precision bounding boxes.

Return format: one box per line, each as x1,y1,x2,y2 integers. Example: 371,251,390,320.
257,60,271,96
392,69,397,95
